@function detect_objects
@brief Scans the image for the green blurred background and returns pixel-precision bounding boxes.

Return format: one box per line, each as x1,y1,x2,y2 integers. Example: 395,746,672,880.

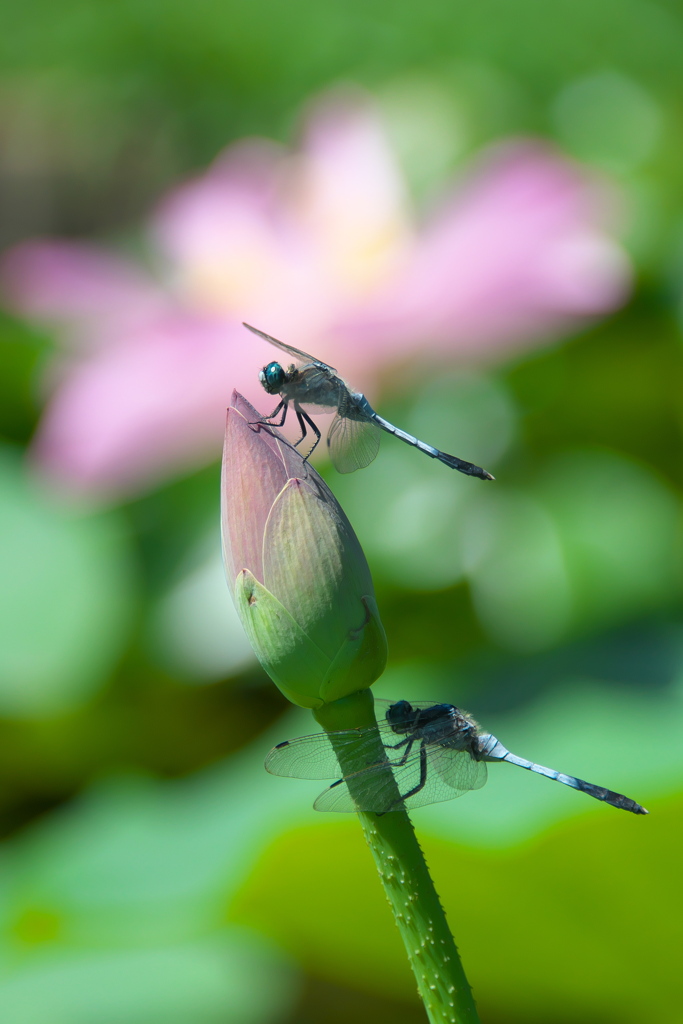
1,1,683,1022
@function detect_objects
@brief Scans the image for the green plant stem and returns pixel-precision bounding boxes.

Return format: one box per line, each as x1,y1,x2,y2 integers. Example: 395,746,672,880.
314,690,481,1024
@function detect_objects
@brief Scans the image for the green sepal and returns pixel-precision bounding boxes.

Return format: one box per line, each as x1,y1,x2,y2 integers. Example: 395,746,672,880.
319,594,388,703
313,688,377,732
233,569,328,709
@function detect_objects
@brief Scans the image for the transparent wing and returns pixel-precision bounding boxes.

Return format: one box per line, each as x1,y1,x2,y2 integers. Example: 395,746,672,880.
265,734,340,779
327,405,381,474
265,726,390,780
266,700,471,780
266,699,487,811
290,365,345,413
314,765,399,813
243,322,336,372
313,747,486,813
430,746,488,793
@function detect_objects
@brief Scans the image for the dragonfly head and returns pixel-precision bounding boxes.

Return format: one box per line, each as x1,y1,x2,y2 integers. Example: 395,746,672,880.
259,361,286,395
385,700,417,735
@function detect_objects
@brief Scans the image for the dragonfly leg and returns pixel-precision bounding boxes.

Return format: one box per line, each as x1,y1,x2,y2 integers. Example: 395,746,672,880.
293,408,308,447
359,735,413,776
384,737,415,767
384,736,413,752
250,400,288,427
268,400,288,426
385,737,417,761
398,742,428,803
296,407,322,461
267,401,288,426
381,741,428,814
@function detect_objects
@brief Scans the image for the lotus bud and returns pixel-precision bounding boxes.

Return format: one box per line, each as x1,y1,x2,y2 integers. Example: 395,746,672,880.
221,392,387,708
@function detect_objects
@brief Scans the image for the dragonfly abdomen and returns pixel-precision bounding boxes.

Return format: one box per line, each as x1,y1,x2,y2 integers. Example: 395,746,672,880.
362,402,494,481
501,748,648,815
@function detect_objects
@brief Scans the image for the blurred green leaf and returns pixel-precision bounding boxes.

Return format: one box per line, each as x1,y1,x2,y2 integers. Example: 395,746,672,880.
231,791,681,1023
0,314,48,444
464,448,681,651
330,368,517,593
552,71,662,173
3,1,683,1019
0,935,297,1024
3,0,683,241
147,533,256,682
0,448,136,715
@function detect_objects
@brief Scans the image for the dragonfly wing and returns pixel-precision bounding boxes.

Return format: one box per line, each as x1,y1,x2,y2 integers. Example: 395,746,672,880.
313,763,401,813
265,724,391,780
327,409,381,474
265,733,341,779
313,780,357,813
269,701,487,811
429,746,488,794
243,323,337,372
313,745,482,813
290,365,343,412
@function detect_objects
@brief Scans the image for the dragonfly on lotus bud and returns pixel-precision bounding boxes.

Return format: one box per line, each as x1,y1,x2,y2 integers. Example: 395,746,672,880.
244,323,494,480
265,699,648,815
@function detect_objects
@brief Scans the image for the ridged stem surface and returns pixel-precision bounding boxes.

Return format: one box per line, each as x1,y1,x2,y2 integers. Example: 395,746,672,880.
314,690,481,1024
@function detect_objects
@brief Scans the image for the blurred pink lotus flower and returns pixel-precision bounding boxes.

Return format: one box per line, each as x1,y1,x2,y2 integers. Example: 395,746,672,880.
0,91,631,501
222,391,386,709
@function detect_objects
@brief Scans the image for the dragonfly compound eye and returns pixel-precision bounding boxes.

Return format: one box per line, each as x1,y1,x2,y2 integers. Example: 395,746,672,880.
259,361,286,394
386,700,414,726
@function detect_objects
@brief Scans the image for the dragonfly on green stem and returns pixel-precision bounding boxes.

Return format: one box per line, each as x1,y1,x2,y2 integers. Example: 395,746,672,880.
244,323,494,480
265,699,648,815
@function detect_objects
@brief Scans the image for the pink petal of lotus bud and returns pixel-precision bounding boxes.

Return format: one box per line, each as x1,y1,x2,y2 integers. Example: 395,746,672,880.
221,392,387,708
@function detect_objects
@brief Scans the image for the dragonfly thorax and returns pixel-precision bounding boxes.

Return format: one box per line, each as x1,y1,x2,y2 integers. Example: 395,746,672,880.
385,700,457,734
259,361,286,394
386,700,480,753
